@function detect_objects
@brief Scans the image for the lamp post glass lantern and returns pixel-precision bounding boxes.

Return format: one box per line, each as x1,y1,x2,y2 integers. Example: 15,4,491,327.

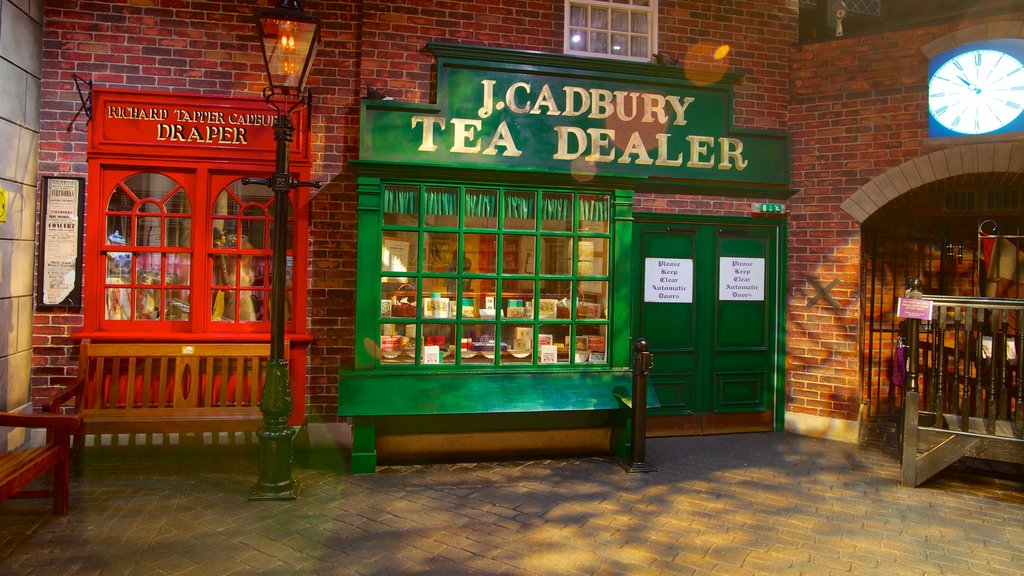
246,0,321,502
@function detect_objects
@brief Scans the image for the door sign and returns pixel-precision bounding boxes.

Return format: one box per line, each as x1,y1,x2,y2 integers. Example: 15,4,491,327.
719,257,765,301
644,258,693,303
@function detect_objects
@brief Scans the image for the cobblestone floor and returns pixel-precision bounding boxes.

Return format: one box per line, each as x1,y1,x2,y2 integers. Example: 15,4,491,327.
1,432,1022,575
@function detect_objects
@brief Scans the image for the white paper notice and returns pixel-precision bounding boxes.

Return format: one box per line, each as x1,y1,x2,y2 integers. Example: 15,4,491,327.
644,258,693,303
719,257,765,301
42,179,81,306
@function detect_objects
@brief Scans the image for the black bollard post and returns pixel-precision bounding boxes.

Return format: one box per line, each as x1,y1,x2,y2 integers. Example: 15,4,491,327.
623,338,657,473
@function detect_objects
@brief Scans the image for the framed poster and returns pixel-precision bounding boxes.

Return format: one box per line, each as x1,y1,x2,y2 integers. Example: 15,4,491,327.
37,177,85,308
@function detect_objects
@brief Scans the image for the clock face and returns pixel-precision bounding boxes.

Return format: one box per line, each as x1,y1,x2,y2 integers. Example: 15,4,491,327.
928,48,1024,135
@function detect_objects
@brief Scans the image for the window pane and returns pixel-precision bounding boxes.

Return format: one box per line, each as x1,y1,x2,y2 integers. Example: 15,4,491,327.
503,324,534,365
504,190,536,230
166,289,190,321
540,236,573,276
461,278,496,319
590,30,608,54
577,238,608,276
424,185,459,228
108,187,134,212
164,189,191,214
166,254,190,286
611,9,628,32
136,216,162,247
579,280,608,319
165,217,191,248
631,11,648,33
502,234,536,275
422,324,455,365
380,322,416,364
462,324,496,365
135,287,161,320
381,279,418,319
424,232,458,273
503,278,535,319
541,192,573,232
578,194,609,233
382,231,418,273
570,4,586,26
421,277,457,319
569,28,587,51
123,173,176,201
631,36,648,59
465,188,498,229
106,215,132,246
105,286,130,320
463,233,497,274
575,324,607,364
611,33,628,56
592,7,608,29
382,184,419,226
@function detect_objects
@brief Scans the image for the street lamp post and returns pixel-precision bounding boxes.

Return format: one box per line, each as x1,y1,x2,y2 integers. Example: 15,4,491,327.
245,0,321,501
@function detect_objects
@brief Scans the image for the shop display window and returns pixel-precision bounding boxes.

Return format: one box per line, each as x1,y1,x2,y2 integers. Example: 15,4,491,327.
97,171,298,334
376,183,611,368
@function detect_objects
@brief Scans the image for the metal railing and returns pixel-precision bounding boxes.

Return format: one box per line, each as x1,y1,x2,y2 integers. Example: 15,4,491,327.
904,294,1023,439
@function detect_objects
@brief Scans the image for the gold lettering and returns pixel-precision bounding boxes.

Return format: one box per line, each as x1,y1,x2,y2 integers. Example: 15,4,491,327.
450,118,482,153
506,82,531,114
530,84,561,116
553,126,587,160
641,94,668,124
411,115,445,152
718,137,747,170
686,135,715,168
483,121,522,157
617,131,654,165
585,128,615,162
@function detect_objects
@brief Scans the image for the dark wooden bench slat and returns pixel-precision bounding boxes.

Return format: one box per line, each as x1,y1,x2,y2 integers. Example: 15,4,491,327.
0,412,81,515
46,339,278,437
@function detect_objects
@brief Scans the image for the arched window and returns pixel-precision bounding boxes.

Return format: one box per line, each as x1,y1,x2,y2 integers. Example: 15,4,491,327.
102,173,192,323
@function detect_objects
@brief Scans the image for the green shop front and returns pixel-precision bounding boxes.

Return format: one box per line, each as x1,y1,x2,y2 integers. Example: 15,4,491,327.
340,44,791,472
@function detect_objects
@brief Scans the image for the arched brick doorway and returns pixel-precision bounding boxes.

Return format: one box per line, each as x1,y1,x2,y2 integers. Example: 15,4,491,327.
843,144,1024,427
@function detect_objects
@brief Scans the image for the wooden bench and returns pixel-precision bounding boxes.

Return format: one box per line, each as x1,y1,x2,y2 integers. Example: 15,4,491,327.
338,369,658,473
0,412,82,515
45,340,278,438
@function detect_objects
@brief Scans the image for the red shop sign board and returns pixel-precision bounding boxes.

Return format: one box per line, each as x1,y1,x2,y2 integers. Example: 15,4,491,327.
89,88,311,164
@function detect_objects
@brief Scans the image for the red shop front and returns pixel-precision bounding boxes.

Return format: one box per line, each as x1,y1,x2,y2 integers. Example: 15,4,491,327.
75,88,313,425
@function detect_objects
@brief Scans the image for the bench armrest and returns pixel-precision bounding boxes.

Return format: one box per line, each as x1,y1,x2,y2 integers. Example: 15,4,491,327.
0,412,82,432
42,379,85,415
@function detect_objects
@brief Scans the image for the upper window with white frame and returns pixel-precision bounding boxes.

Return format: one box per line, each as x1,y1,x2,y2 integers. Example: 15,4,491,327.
565,0,656,62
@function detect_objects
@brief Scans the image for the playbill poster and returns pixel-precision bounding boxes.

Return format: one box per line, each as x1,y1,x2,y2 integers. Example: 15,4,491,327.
39,177,84,307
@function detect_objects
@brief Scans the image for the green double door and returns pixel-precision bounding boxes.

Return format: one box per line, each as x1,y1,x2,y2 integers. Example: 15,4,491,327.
633,216,784,436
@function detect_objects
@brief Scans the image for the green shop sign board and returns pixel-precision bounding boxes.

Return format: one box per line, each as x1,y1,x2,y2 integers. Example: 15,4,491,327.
359,43,791,193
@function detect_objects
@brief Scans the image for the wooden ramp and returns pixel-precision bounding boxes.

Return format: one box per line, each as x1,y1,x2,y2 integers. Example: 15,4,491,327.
903,401,1023,487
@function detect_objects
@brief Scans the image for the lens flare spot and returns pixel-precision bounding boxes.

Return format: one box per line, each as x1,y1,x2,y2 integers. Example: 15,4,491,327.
571,157,597,182
714,44,730,60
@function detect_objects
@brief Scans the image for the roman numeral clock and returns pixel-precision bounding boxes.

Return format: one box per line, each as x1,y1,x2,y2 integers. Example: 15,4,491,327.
928,39,1024,137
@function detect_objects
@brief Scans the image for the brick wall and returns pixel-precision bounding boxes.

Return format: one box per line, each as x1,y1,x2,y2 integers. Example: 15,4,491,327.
47,1,1014,431
35,1,357,419
786,14,1019,423
36,0,800,423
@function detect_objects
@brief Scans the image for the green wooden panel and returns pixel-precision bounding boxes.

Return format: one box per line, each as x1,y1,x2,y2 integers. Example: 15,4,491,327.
635,224,700,412
359,44,791,192
715,232,769,351
338,369,656,417
711,227,775,416
713,372,768,413
633,216,782,428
